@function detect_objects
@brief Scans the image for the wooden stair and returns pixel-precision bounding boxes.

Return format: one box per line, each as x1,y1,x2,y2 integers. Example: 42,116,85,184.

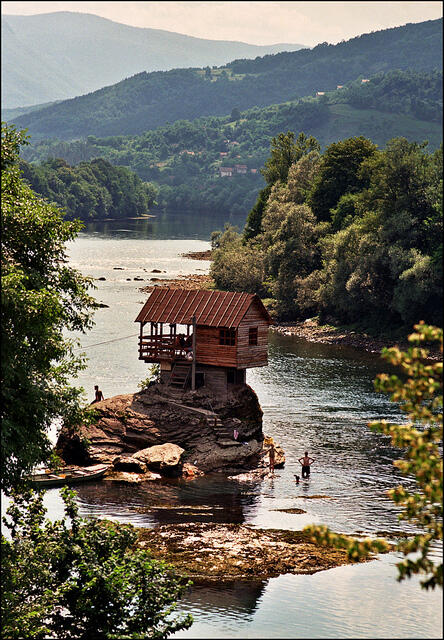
208,416,241,445
169,363,191,388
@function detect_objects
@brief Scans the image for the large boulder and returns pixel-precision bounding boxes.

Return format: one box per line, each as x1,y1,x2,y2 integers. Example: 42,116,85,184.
133,443,184,475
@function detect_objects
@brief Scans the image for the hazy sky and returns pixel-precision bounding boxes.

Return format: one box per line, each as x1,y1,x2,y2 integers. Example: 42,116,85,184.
2,1,442,46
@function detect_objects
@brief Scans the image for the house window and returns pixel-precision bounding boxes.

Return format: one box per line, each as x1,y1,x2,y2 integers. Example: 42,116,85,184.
219,328,236,345
249,327,258,345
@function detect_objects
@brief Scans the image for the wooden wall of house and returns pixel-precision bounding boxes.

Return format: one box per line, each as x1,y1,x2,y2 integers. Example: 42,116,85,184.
195,326,238,367
194,301,269,369
236,301,269,368
198,365,229,394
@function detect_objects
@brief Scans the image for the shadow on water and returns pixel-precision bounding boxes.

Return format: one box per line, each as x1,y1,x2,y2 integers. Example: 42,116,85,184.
74,473,263,527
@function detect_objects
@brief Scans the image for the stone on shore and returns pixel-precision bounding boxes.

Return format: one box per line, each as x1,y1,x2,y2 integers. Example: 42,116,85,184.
133,443,184,474
103,470,161,483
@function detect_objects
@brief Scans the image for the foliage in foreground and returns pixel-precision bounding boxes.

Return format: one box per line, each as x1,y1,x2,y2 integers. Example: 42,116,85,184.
305,323,443,590
1,487,193,639
1,123,97,492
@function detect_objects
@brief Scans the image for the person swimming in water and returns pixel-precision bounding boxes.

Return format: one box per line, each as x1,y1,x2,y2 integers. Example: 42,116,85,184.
298,451,315,478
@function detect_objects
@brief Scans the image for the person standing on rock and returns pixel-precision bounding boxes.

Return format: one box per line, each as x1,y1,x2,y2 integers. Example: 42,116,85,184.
298,451,315,478
91,385,105,404
268,443,276,474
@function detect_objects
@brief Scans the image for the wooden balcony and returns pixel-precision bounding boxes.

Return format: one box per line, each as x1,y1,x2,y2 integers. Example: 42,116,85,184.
138,333,191,363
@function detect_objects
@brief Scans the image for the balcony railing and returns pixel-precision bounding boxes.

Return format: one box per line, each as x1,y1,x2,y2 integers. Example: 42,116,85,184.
138,333,192,361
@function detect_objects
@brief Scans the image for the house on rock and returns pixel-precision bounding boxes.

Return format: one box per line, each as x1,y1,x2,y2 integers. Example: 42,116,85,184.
135,288,272,392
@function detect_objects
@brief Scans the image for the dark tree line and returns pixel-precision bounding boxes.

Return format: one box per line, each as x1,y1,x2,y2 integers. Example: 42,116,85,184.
19,157,157,220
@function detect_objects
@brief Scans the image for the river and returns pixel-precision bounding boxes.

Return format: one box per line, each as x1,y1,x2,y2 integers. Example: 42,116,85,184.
20,213,444,638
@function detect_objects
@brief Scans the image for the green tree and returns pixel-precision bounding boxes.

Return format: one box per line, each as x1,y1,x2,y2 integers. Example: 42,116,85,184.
1,486,193,639
261,131,320,186
244,132,320,240
210,225,266,295
1,124,96,492
307,136,378,221
305,323,442,590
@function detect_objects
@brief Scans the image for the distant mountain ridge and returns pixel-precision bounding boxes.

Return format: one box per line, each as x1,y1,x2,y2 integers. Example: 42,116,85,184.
10,18,442,142
20,69,442,220
1,11,306,109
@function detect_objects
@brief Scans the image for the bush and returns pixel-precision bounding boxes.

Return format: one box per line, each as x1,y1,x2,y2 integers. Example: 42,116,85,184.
1,487,193,639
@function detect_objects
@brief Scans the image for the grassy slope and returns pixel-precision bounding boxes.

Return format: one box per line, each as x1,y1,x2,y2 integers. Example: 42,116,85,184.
320,104,442,149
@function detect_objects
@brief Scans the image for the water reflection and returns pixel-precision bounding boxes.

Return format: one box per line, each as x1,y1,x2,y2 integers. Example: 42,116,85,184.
175,554,442,639
74,473,262,527
83,211,246,241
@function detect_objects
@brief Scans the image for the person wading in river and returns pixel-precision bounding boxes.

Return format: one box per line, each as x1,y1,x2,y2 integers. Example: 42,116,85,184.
268,443,276,474
298,451,315,478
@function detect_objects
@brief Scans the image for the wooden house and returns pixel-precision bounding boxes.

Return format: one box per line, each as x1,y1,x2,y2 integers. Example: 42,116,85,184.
135,288,272,391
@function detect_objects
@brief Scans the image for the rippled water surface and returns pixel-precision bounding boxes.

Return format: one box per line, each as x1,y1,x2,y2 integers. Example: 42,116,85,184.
17,216,442,639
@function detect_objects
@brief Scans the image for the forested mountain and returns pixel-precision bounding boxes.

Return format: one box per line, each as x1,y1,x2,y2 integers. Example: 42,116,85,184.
21,70,442,219
1,11,305,109
11,18,442,141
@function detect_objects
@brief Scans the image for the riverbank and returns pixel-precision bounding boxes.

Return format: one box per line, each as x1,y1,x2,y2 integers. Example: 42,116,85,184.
140,274,213,292
136,522,365,582
272,318,406,354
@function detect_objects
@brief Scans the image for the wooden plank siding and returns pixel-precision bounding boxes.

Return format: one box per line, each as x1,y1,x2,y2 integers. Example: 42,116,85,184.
194,299,269,369
236,300,269,368
195,326,238,368
136,290,271,372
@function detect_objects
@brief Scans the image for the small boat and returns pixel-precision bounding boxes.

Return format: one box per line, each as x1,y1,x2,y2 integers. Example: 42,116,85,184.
28,464,109,488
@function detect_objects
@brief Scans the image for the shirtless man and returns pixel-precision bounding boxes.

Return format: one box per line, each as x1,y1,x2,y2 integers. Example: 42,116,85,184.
91,385,104,404
298,451,315,478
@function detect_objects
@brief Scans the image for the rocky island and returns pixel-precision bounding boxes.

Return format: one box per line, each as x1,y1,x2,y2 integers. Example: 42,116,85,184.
56,381,285,481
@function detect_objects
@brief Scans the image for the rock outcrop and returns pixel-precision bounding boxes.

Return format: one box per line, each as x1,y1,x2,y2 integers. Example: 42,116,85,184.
56,382,273,478
133,443,184,475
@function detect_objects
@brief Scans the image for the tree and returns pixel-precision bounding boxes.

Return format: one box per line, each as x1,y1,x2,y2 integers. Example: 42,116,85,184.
1,124,96,492
1,486,193,639
261,131,320,186
305,323,442,590
307,136,378,221
210,225,266,295
244,132,320,240
230,107,241,121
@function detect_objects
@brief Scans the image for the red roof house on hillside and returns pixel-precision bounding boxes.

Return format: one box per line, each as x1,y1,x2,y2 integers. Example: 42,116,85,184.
135,288,272,390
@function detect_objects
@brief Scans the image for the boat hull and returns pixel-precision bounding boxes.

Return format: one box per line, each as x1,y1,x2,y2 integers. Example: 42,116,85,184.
29,464,108,488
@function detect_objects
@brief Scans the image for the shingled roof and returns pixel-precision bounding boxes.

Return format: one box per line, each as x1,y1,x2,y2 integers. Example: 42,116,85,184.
135,288,272,328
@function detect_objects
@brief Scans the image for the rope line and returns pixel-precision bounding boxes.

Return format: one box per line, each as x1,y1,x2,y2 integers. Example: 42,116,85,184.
73,333,139,351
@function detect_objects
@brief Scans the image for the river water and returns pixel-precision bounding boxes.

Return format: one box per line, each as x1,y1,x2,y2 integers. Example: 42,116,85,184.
21,213,444,638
